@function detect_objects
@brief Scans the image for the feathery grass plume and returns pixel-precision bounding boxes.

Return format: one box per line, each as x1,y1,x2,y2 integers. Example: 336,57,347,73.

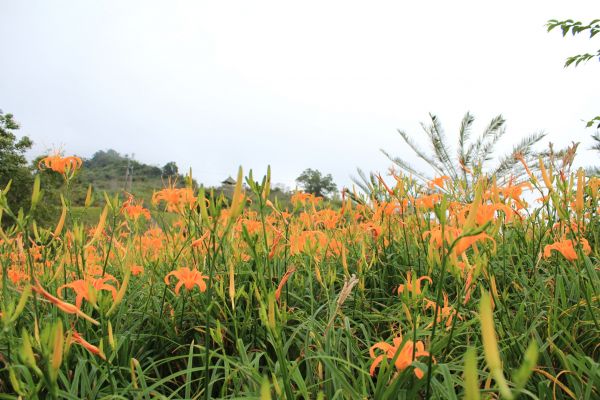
324,274,359,335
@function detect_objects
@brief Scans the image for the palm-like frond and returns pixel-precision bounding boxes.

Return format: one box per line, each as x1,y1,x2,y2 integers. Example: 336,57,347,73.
493,131,546,178
381,149,432,183
351,168,375,195
458,112,475,164
426,114,459,181
384,113,547,197
466,114,506,168
396,129,445,176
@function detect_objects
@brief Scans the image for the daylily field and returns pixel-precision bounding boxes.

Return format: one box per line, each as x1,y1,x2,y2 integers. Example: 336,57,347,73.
0,154,599,399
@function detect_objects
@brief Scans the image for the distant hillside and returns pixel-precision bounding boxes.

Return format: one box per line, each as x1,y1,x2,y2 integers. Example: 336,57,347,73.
71,149,193,205
35,149,316,217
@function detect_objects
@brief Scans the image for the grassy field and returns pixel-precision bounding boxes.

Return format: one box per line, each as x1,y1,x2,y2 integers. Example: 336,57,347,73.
0,163,598,399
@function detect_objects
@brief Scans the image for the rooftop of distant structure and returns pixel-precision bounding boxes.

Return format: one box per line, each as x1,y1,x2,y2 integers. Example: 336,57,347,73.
221,176,236,185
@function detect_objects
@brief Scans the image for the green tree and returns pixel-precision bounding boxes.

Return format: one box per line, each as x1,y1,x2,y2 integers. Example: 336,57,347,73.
547,18,599,129
296,168,337,198
162,161,179,178
0,110,34,223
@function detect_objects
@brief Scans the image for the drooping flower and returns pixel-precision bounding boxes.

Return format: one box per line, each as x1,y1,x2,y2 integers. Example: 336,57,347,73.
425,293,463,329
369,333,432,378
275,267,297,303
428,176,450,190
453,232,495,255
152,185,196,213
397,271,432,297
131,265,144,276
415,194,442,209
38,152,82,179
121,194,151,221
291,192,322,207
58,275,118,308
543,238,591,261
164,267,208,294
32,281,99,325
458,203,515,226
71,330,106,360
7,267,29,286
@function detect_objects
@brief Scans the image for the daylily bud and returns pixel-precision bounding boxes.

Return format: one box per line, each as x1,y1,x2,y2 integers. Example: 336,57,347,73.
50,320,64,382
106,267,130,317
31,174,41,210
108,320,116,351
539,157,553,191
20,329,37,370
198,187,210,224
10,284,31,324
84,184,93,207
575,168,584,216
267,294,276,331
53,195,67,238
261,165,271,201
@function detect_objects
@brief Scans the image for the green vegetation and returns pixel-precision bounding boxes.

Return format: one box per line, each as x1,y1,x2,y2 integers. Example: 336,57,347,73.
0,160,598,399
295,168,338,198
0,110,34,225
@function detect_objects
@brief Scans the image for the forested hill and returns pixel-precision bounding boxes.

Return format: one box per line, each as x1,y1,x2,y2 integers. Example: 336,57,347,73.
69,149,192,205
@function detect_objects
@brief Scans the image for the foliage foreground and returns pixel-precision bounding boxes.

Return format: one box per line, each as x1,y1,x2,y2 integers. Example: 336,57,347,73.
0,155,599,399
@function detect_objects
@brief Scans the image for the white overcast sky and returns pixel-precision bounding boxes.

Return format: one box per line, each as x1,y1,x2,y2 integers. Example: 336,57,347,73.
1,1,598,189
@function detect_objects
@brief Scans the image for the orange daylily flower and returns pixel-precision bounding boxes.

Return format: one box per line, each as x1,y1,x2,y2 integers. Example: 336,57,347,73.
291,192,322,206
543,238,591,261
164,267,208,294
289,230,328,256
428,176,450,190
463,268,475,305
499,182,531,203
191,231,210,249
369,333,432,378
423,226,460,249
360,222,383,239
397,272,432,297
131,265,144,276
121,194,151,220
453,232,495,255
425,293,463,329
38,153,82,178
58,275,118,308
424,226,495,255
32,281,99,325
415,193,442,209
459,203,515,226
7,267,29,285
152,186,196,213
71,330,106,360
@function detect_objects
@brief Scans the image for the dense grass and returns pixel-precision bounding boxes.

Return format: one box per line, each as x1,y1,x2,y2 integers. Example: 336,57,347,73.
0,162,598,399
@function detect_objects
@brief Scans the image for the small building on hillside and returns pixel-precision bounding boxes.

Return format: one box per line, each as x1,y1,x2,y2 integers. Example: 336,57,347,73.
221,176,236,186
220,176,236,197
